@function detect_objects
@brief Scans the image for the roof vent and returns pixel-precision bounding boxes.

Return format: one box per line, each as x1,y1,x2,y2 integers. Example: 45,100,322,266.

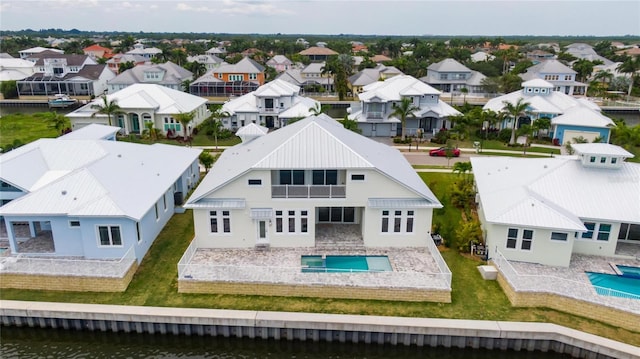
61,190,67,195
117,154,122,158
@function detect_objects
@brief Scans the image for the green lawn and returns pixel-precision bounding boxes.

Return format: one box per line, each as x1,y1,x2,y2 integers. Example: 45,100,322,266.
0,113,59,149
1,172,637,345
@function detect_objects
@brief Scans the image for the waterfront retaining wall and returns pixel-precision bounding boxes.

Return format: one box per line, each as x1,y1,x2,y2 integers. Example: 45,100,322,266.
178,280,451,303
496,272,640,333
0,263,137,292
0,300,637,359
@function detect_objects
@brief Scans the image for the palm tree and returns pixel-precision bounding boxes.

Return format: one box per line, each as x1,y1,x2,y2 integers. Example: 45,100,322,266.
201,106,230,149
501,98,530,145
452,161,472,182
174,111,196,144
616,57,640,99
91,96,124,127
309,103,329,116
142,121,161,142
44,111,70,135
532,117,551,140
391,97,419,141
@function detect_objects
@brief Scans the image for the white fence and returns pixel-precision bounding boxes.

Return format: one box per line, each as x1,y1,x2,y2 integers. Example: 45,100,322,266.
177,239,198,278
0,246,136,278
492,250,640,304
426,234,452,288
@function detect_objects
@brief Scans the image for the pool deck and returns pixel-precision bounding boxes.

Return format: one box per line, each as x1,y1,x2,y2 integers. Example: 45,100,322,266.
181,247,451,290
502,248,640,315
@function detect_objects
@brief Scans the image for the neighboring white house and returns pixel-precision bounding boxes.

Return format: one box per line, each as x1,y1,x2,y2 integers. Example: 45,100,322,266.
482,79,611,144
348,75,462,137
0,57,36,81
275,62,334,93
565,43,614,66
0,126,201,264
66,83,209,136
184,114,442,250
348,64,403,94
220,79,320,130
107,61,193,93
470,51,495,62
471,143,639,267
420,58,487,95
16,51,114,99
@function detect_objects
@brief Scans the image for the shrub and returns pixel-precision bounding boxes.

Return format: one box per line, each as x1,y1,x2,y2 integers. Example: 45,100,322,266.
431,130,450,144
497,128,512,143
393,137,412,144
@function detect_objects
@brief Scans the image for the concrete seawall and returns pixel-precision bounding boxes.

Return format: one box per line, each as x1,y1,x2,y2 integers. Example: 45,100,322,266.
0,300,638,359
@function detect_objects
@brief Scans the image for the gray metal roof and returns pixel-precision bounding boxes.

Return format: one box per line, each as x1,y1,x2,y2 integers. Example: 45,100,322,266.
109,61,192,86
214,57,264,74
427,58,471,73
187,115,442,207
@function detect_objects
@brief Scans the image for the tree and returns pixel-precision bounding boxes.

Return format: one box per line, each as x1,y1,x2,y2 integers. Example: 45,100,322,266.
501,98,530,145
199,152,215,173
91,96,124,126
452,161,473,183
186,60,207,78
459,87,468,103
340,115,361,133
142,121,161,142
572,59,598,83
309,103,329,115
616,57,640,99
174,111,196,143
390,97,419,141
118,61,135,73
201,106,230,149
532,117,551,140
44,111,70,135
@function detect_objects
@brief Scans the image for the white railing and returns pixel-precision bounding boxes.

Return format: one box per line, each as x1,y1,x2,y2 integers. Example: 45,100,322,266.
493,250,640,302
178,261,450,290
272,185,346,199
366,111,384,119
177,239,198,278
425,234,452,287
0,246,136,278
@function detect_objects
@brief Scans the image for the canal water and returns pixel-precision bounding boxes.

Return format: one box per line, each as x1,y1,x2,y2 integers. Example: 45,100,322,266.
0,326,573,359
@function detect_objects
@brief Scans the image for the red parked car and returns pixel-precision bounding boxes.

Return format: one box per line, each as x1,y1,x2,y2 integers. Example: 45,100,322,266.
429,147,461,157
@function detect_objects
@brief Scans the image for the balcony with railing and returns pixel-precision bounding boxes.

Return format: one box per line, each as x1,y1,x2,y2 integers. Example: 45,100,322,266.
272,185,345,199
365,111,384,120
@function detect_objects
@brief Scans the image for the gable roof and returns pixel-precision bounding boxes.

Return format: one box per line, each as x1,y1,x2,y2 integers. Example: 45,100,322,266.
359,75,440,101
109,61,192,85
471,154,640,230
187,115,441,208
266,55,292,65
214,57,264,74
67,84,207,118
253,79,299,97
0,139,200,220
550,107,615,128
60,124,121,140
427,58,471,73
522,60,576,76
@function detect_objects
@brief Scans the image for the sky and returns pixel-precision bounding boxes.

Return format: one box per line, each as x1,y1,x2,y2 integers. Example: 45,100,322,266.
0,0,639,37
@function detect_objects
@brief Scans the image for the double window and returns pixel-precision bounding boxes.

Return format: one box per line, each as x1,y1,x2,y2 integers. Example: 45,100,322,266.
506,228,533,250
98,225,122,246
279,170,304,185
210,211,231,233
381,210,414,233
319,207,355,223
581,222,611,241
312,170,337,185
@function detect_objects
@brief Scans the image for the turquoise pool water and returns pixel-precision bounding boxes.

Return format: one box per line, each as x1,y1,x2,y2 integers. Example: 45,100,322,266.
617,265,640,279
301,255,392,273
586,272,640,299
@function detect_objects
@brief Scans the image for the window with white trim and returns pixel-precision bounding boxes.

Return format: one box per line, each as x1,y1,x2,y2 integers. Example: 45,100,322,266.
507,228,518,249
312,170,337,185
275,209,308,234
506,228,534,250
521,229,533,250
351,174,365,181
550,232,568,241
163,192,167,211
582,222,595,239
597,224,611,241
155,203,159,220
98,225,122,246
69,220,80,228
210,210,231,233
248,179,262,185
381,210,414,233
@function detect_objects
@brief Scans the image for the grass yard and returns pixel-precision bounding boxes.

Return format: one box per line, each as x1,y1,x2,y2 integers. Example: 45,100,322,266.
0,174,637,345
0,112,59,149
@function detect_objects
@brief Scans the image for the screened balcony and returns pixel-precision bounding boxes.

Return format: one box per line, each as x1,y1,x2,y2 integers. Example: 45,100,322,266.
271,169,346,199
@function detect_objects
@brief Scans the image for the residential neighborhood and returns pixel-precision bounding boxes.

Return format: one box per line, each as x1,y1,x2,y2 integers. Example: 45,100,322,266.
0,21,639,357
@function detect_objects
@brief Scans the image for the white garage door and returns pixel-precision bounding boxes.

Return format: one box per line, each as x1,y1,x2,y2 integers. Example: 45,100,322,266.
564,130,600,143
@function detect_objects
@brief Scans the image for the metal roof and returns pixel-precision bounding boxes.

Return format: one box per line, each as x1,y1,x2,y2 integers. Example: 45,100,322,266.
108,61,192,86
0,139,201,220
214,57,264,74
483,85,601,115
59,124,121,140
471,154,640,230
359,75,441,102
187,115,442,207
368,198,439,208
572,143,634,157
427,58,471,73
550,107,615,128
250,208,274,219
183,198,246,209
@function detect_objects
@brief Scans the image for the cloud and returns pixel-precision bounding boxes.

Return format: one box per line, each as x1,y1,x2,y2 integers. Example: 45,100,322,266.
176,0,293,16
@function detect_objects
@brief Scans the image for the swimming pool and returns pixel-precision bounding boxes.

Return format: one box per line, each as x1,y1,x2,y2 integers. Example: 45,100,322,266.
586,271,640,300
617,265,640,279
301,255,392,273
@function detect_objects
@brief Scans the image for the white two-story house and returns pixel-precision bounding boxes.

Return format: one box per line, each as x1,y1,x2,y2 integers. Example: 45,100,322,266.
184,114,442,250
420,58,487,95
348,75,462,137
519,60,587,96
220,79,319,130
